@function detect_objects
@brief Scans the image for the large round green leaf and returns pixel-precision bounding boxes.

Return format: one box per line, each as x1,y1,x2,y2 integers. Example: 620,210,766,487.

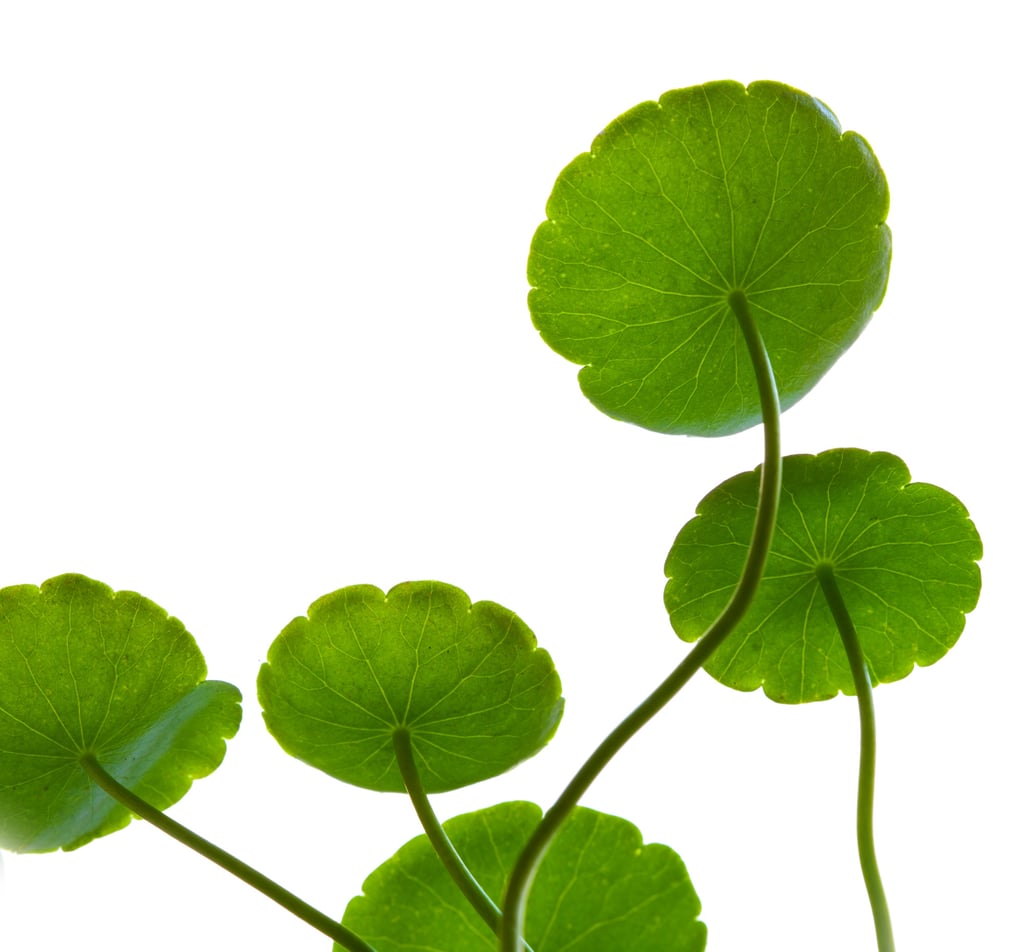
257,581,563,792
664,449,982,702
0,574,242,852
342,801,706,952
529,80,891,436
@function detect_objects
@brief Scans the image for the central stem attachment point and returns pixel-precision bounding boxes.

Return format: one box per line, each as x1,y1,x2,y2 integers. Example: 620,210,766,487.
728,288,750,313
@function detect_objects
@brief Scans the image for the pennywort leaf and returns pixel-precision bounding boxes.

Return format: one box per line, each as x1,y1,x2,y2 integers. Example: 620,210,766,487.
258,581,563,792
529,80,891,435
342,801,706,952
0,574,241,852
664,449,983,702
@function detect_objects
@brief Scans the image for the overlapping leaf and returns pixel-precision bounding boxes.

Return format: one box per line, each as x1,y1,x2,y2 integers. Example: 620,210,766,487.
664,449,982,702
0,574,241,852
258,581,563,792
529,80,891,435
342,801,706,952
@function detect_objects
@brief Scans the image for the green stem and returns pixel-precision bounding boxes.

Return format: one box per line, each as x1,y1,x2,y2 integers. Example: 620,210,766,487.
392,729,535,951
500,289,784,952
79,754,376,952
815,565,896,952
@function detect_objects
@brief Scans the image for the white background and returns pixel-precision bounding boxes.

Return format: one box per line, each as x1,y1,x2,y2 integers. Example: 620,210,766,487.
0,3,1018,950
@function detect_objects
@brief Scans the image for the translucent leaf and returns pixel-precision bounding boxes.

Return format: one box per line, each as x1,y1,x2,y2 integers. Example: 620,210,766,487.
257,582,563,792
664,449,983,702
0,574,242,852
529,80,891,436
342,801,705,952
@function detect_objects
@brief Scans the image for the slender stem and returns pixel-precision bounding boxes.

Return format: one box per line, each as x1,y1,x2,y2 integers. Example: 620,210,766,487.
815,565,896,952
500,289,784,952
79,754,376,952
393,728,535,951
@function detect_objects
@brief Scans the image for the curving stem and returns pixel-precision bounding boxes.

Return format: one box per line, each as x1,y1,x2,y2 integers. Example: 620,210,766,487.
79,754,377,952
500,289,784,952
815,564,896,952
392,728,536,952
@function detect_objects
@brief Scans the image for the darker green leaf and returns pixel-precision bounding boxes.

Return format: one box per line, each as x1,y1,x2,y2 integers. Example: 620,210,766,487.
0,574,241,852
529,80,891,435
664,449,983,702
258,581,563,792
342,801,706,952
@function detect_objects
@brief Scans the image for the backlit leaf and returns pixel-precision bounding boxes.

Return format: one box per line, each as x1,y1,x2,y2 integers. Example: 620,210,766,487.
664,449,982,702
0,574,241,852
342,801,706,952
529,80,891,435
257,581,563,792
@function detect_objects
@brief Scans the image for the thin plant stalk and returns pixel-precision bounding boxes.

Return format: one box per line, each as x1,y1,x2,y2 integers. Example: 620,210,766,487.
500,290,784,951
79,754,376,952
393,728,536,952
815,564,896,952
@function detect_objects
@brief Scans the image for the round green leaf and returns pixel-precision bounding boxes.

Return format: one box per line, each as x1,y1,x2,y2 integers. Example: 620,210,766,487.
529,80,891,436
664,449,983,702
342,801,706,952
0,574,242,852
257,581,563,793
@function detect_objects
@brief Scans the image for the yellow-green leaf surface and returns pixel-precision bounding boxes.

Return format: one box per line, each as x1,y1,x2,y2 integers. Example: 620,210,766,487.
342,801,705,952
664,449,983,702
0,574,241,852
258,582,563,792
529,80,891,435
